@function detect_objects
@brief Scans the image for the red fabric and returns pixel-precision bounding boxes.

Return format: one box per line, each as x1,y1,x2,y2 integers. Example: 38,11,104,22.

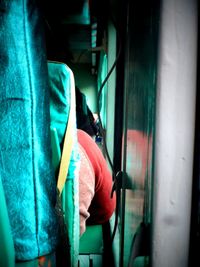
77,129,116,225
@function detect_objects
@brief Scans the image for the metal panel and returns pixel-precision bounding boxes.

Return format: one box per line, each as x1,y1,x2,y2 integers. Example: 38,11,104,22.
78,255,90,267
152,0,198,266
121,1,159,266
90,255,103,267
106,21,117,165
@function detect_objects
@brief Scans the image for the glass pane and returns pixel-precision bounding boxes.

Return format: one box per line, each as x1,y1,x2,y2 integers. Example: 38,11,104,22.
121,2,159,266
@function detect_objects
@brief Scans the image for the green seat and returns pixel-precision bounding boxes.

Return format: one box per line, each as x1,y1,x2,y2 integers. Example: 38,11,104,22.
79,225,103,267
48,61,80,267
79,225,103,254
0,178,15,267
50,126,79,267
79,222,116,267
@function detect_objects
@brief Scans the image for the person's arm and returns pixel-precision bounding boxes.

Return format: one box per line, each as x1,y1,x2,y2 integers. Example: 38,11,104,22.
77,129,116,225
78,145,95,236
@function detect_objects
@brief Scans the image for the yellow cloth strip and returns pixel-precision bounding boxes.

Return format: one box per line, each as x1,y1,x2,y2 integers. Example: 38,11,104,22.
57,64,76,194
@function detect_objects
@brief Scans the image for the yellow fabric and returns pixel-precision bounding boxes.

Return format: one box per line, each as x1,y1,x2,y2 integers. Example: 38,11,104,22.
57,66,75,194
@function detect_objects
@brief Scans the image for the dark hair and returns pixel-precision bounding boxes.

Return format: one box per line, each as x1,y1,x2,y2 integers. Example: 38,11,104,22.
75,87,98,137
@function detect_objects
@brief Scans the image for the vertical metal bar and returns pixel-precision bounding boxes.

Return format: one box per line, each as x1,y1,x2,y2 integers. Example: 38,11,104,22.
120,3,130,266
152,0,198,266
106,21,117,165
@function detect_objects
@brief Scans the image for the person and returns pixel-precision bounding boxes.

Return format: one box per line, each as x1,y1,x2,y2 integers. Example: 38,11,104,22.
75,86,98,138
77,129,116,235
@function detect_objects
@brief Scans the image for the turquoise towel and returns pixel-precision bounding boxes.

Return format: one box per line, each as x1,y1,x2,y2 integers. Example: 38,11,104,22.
0,0,58,260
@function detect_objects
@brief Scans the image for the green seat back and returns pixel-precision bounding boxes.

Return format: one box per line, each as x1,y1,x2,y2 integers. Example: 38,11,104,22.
48,62,80,267
79,225,103,254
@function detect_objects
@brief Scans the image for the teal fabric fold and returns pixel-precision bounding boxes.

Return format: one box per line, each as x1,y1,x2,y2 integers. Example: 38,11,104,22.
0,0,58,260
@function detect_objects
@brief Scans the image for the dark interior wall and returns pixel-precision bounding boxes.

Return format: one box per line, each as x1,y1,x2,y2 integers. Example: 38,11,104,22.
39,0,102,114
69,63,97,113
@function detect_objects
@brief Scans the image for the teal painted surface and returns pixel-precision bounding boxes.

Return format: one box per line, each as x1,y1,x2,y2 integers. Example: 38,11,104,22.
121,2,159,266
69,63,97,113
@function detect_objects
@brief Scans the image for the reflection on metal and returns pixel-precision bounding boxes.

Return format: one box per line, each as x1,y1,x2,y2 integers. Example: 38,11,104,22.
128,222,150,267
106,21,117,166
121,1,159,266
152,0,197,266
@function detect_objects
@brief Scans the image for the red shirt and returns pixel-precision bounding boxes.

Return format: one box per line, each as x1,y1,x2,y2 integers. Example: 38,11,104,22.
77,129,116,225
